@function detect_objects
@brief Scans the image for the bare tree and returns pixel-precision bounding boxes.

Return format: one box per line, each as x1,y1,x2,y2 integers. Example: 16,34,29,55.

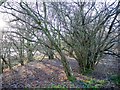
0,0,7,6
50,1,120,73
0,30,12,72
1,1,76,81
1,0,119,80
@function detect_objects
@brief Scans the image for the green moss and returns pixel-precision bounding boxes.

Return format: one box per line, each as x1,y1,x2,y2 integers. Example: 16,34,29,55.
83,78,106,88
68,75,76,82
49,84,67,90
110,75,120,86
82,69,93,75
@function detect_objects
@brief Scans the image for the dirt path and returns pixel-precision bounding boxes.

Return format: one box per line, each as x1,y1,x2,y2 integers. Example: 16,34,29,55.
1,55,119,88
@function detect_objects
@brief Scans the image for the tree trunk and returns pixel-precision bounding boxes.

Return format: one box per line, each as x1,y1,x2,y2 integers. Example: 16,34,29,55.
43,2,75,81
117,20,120,75
118,25,120,57
8,48,12,69
20,57,24,66
48,49,54,59
48,52,54,59
19,36,24,65
19,52,24,66
8,59,11,69
68,47,73,57
58,50,76,81
0,58,2,74
0,56,7,73
27,49,33,62
26,41,34,62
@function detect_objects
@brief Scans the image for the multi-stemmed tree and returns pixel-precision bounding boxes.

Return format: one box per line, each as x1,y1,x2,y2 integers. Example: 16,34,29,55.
1,1,75,81
0,0,119,81
50,1,120,73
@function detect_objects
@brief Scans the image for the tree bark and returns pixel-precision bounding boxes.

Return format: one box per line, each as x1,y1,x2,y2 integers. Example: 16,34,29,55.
48,50,54,59
43,2,75,81
27,43,33,62
58,50,75,81
118,14,120,57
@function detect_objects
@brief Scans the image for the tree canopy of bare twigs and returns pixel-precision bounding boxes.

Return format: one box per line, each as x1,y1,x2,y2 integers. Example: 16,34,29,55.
0,0,119,80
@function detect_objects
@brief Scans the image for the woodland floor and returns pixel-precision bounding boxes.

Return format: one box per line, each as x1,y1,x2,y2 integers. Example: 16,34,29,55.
0,55,119,89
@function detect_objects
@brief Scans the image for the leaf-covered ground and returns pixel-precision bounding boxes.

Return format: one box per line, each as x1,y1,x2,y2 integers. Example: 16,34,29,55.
1,55,119,88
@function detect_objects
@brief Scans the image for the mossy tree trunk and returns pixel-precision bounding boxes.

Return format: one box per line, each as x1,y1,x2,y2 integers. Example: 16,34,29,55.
43,2,75,81
26,42,34,62
19,36,24,66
